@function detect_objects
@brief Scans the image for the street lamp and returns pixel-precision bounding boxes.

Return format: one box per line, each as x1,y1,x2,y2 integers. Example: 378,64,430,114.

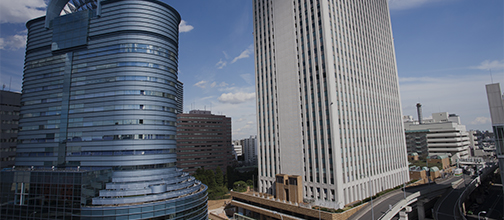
271,211,283,220
478,211,486,220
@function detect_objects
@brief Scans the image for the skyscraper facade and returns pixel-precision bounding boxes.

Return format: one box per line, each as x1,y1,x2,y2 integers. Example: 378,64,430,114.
253,0,409,208
176,110,233,174
0,0,207,219
485,83,504,194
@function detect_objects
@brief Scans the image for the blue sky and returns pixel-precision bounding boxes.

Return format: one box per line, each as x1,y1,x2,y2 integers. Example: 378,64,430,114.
0,0,503,139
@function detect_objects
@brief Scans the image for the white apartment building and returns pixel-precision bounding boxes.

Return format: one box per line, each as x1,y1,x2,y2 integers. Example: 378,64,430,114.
233,144,243,158
242,135,258,166
253,0,409,208
404,112,472,164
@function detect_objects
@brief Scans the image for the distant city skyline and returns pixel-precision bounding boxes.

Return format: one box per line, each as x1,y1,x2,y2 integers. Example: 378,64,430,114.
1,0,503,139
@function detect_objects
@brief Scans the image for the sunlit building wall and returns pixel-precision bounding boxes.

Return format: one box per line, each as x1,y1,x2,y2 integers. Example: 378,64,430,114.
254,0,409,208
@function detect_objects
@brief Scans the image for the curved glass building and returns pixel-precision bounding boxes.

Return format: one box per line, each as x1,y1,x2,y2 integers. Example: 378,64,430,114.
0,0,208,219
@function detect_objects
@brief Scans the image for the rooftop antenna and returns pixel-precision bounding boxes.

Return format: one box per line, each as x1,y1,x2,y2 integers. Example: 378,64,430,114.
9,77,12,91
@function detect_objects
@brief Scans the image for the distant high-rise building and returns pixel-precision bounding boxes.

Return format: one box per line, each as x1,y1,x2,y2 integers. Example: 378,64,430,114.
241,135,257,166
177,110,233,174
0,0,207,219
0,91,21,169
253,0,409,208
485,83,504,194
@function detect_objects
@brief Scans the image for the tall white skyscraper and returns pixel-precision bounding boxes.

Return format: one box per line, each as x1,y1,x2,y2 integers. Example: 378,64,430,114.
253,0,409,208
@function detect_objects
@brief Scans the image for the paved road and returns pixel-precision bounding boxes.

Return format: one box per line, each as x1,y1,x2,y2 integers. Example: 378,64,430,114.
349,176,457,220
435,165,498,220
434,174,473,220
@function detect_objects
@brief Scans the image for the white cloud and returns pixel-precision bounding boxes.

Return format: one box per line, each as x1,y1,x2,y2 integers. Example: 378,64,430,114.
199,96,215,101
179,20,194,33
0,0,47,24
240,73,254,85
193,80,228,89
194,80,207,89
471,59,504,70
218,92,255,104
235,118,246,123
0,34,27,51
231,45,254,64
236,121,255,132
216,59,227,69
388,0,433,10
222,51,229,59
471,117,491,125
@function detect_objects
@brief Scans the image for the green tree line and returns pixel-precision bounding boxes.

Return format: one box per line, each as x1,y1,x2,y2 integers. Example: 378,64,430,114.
192,166,258,200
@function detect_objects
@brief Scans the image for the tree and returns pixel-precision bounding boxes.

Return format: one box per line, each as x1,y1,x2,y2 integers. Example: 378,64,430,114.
215,166,224,187
204,169,217,189
227,166,235,189
233,181,248,192
246,179,253,188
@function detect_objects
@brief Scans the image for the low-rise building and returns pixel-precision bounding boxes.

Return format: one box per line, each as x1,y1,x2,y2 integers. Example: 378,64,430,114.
427,154,450,170
408,152,419,161
404,111,472,165
409,166,428,184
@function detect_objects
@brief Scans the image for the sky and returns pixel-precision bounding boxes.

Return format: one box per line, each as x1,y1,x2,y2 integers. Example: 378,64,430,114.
0,0,503,139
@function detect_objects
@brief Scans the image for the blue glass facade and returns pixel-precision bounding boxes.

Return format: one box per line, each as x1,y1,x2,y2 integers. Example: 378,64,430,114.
0,0,207,219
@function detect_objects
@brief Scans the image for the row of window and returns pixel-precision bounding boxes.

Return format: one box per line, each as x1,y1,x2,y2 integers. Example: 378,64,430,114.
24,83,64,93
68,104,176,113
179,156,226,161
1,120,18,124
1,156,15,161
74,43,177,62
20,119,175,131
1,129,18,134
70,90,177,101
26,54,66,69
19,134,175,143
72,75,177,87
23,97,62,106
0,138,17,143
0,111,20,115
67,104,176,114
72,62,177,75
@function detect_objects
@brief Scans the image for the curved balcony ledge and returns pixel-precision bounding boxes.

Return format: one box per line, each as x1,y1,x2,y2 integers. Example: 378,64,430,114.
92,182,202,205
